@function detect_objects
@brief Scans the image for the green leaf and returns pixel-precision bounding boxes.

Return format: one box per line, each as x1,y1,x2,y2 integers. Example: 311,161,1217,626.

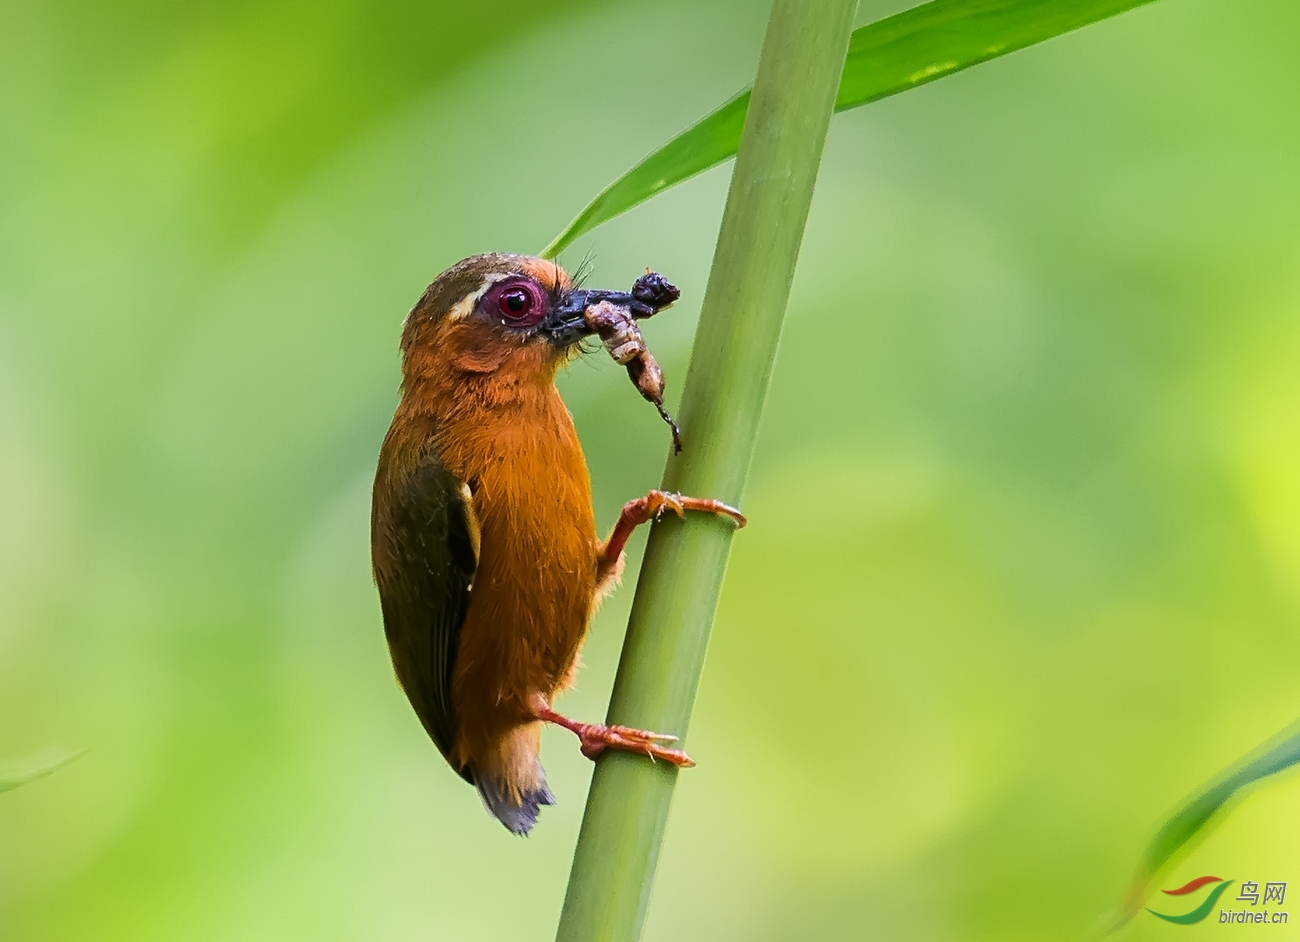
0,749,87,794
1118,721,1300,925
541,0,1162,258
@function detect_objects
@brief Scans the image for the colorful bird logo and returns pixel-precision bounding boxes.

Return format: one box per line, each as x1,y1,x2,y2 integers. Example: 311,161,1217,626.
1148,876,1234,924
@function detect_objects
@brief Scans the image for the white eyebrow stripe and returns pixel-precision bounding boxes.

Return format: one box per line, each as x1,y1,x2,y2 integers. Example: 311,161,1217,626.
447,272,511,323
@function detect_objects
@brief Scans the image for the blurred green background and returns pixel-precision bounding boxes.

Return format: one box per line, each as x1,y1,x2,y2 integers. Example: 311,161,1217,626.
3,0,1299,938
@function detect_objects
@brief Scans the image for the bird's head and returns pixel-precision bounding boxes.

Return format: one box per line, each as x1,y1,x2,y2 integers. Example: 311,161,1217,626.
399,254,586,385
399,253,677,388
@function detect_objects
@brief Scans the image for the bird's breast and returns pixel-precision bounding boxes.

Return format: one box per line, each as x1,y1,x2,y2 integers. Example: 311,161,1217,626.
438,384,598,715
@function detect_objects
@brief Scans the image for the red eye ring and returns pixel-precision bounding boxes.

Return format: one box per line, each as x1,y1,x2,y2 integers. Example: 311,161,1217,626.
485,279,546,329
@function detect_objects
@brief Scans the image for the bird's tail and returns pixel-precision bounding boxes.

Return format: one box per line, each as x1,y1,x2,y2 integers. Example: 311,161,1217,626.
476,773,554,835
472,723,555,835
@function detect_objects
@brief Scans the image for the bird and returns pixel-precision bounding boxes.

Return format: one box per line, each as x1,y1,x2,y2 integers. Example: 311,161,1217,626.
370,253,745,834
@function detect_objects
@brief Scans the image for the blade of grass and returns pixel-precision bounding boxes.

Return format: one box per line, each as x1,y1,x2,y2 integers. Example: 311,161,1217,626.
541,0,1161,258
552,1,859,940
1117,720,1300,925
0,748,87,794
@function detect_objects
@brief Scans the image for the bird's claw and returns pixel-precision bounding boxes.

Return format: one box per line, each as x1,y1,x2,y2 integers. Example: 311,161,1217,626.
575,722,695,768
649,491,746,529
651,493,685,521
608,724,677,742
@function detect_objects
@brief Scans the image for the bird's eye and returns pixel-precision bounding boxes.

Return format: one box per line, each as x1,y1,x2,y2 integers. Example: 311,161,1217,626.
501,289,530,316
485,280,547,329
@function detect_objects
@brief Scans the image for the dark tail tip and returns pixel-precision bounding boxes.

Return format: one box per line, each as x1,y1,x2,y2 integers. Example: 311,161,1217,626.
476,774,555,836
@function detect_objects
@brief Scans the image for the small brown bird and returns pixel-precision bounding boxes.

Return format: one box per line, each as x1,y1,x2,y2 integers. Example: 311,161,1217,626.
371,253,744,834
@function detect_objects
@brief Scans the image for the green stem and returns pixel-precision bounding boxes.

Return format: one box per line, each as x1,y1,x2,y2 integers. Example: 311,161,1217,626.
554,2,859,940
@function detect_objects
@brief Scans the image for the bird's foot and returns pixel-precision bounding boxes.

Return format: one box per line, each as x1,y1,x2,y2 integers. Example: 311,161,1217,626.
534,705,695,768
577,722,696,768
597,490,746,580
641,491,747,529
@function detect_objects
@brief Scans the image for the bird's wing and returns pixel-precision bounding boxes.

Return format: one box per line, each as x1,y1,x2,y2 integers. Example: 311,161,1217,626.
372,452,478,780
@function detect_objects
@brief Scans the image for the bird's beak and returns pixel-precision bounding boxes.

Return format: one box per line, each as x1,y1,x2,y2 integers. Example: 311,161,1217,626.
542,272,681,347
542,291,602,347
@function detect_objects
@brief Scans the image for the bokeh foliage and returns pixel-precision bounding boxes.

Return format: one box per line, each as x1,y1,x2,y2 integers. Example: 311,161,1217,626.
1121,719,1300,924
2,0,1299,940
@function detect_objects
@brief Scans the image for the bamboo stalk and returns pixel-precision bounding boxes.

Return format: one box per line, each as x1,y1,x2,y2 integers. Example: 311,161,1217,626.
553,2,859,939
